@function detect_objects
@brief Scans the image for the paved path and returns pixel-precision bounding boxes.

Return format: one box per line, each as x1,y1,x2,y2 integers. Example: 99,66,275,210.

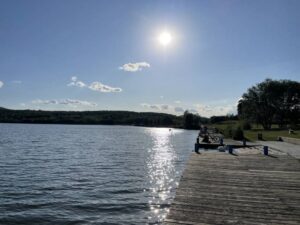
256,141,300,159
164,151,300,225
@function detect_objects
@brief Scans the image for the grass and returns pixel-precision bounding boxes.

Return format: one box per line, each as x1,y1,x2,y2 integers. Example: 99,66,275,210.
207,120,300,141
244,129,300,141
209,120,237,130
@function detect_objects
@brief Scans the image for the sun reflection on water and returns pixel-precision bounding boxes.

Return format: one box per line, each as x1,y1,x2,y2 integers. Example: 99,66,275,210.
145,128,182,223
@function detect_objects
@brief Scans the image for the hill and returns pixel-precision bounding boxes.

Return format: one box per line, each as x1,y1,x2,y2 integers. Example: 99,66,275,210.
0,107,185,127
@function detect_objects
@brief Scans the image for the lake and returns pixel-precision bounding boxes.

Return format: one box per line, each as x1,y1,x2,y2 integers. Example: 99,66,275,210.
0,124,197,224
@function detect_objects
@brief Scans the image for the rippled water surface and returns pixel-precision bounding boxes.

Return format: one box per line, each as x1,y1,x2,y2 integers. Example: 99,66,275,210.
0,124,197,224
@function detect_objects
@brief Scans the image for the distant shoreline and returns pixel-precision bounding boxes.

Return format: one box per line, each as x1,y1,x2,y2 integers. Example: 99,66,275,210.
0,121,187,129
0,107,200,129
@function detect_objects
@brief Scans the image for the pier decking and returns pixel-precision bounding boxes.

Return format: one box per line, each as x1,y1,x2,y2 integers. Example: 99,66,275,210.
194,139,254,151
164,150,300,225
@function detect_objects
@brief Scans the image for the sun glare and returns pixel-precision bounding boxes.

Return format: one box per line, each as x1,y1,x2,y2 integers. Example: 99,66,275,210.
158,31,172,46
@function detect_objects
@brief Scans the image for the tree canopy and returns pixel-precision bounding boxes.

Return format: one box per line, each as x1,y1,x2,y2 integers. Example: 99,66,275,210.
238,79,300,130
182,110,209,129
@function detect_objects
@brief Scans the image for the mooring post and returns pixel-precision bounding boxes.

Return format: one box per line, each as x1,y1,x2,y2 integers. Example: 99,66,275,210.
228,145,233,154
263,146,269,155
195,143,199,153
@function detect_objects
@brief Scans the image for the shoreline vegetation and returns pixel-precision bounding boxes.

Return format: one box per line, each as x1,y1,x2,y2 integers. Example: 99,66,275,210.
0,107,191,128
1,79,299,141
1,106,299,142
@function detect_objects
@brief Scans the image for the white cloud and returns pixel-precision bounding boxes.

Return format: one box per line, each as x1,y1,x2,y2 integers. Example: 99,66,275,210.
141,103,187,114
32,99,57,105
67,76,86,88
140,99,238,116
140,100,237,116
194,103,236,117
68,77,122,93
141,103,170,111
89,82,122,93
141,103,150,107
161,104,169,110
60,99,97,106
189,109,198,113
76,81,86,87
150,105,160,110
141,103,159,110
32,99,97,107
119,62,150,72
174,106,184,112
0,81,3,88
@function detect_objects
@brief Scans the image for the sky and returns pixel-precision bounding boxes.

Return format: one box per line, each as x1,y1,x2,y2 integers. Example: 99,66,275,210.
0,0,299,117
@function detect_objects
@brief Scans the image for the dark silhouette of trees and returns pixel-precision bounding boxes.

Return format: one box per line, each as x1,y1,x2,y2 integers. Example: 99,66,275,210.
238,79,300,130
0,107,212,130
0,108,182,128
183,110,209,129
210,114,238,124
183,111,194,129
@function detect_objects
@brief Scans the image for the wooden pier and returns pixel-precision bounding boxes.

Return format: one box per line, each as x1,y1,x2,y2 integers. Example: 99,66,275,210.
194,139,256,151
164,150,300,225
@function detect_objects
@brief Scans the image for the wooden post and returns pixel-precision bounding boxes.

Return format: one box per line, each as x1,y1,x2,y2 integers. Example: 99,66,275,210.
228,145,233,154
195,143,199,153
264,146,268,155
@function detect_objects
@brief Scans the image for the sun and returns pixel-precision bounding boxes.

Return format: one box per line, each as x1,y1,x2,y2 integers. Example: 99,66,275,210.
158,31,172,46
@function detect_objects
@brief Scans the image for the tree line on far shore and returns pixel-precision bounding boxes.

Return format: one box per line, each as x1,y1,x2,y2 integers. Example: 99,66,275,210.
0,79,299,131
0,106,235,129
0,109,183,127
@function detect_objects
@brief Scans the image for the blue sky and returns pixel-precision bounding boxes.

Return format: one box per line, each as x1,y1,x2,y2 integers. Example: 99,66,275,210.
0,0,299,117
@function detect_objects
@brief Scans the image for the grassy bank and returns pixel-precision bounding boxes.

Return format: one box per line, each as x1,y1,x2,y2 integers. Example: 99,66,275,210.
244,129,300,141
208,120,300,141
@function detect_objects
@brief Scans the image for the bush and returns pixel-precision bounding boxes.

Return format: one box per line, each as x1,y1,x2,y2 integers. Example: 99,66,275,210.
289,123,299,130
224,125,233,138
241,120,252,130
233,126,244,140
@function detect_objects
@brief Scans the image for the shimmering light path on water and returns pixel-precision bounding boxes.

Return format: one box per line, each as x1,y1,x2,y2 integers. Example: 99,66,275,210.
0,124,197,224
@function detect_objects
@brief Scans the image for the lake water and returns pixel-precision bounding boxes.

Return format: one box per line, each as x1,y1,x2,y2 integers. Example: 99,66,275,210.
0,124,197,225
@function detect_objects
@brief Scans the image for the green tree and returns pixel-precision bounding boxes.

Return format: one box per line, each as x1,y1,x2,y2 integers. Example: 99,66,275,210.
183,110,194,129
238,79,300,130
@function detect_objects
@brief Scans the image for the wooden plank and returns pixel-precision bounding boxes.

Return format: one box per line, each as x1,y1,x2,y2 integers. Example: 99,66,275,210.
164,152,300,225
195,142,255,150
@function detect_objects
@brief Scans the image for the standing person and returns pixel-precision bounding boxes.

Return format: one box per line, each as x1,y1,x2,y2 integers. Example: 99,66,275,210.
204,126,208,134
199,125,203,136
202,134,210,143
